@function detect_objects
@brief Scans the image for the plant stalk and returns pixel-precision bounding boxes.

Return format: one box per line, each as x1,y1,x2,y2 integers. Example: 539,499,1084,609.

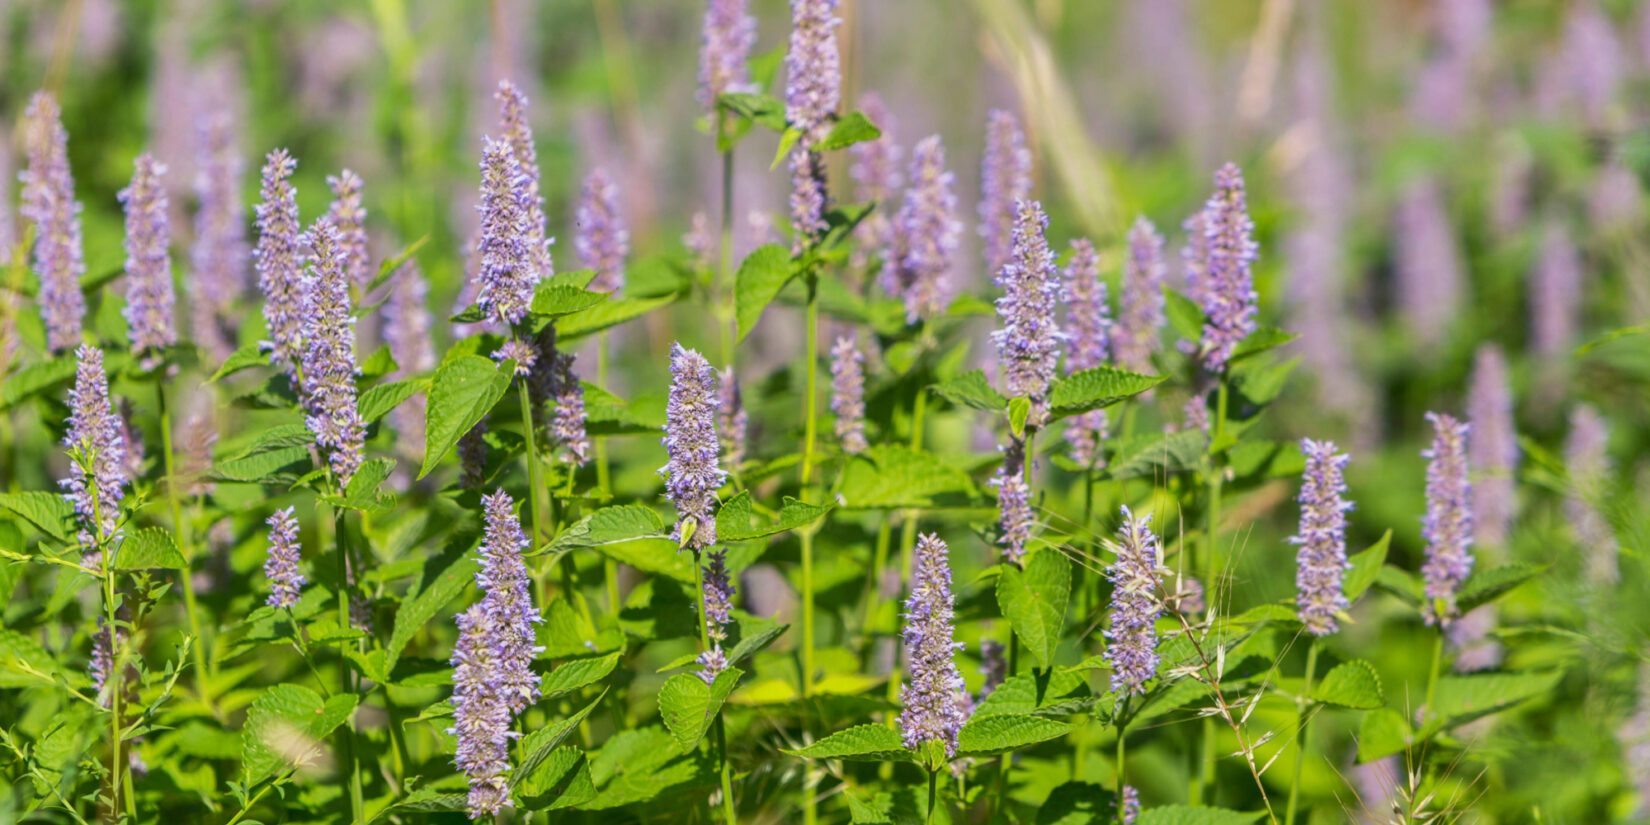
1284,639,1320,825
156,375,212,710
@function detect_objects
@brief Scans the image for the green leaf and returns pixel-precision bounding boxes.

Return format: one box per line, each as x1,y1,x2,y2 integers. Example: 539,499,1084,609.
784,723,911,762
1230,356,1299,405
1357,707,1412,762
1047,367,1165,419
557,294,678,342
0,628,56,687
955,714,1072,758
997,550,1071,670
241,684,359,786
531,283,607,317
542,652,622,700
359,346,399,382
365,786,467,823
0,357,77,409
1344,531,1390,602
208,343,269,383
658,668,743,752
514,693,605,792
209,446,312,484
1106,430,1207,480
1037,782,1123,825
815,110,882,152
1164,289,1205,341
837,445,974,509
1229,326,1299,363
1428,670,1561,730
717,92,786,131
771,127,804,169
363,235,429,294
715,491,833,542
930,370,1007,412
1137,805,1263,825
385,541,481,672
1312,660,1384,709
418,354,515,480
1457,562,1545,613
358,377,429,424
1008,397,1031,439
724,613,790,666
972,670,1092,718
115,527,186,569
330,458,397,514
0,492,76,542
546,504,669,555
515,745,596,810
734,244,796,342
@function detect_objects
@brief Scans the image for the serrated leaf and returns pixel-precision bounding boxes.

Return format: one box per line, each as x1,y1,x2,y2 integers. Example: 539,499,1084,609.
815,110,882,151
1313,660,1384,709
546,504,669,555
365,786,467,823
514,693,605,792
531,283,607,317
1357,707,1411,762
1047,367,1165,419
1164,289,1205,341
1428,670,1561,730
209,446,312,483
724,613,789,666
997,550,1071,671
0,628,56,687
329,458,397,513
1008,397,1031,438
784,723,911,762
541,652,621,700
955,714,1071,757
1107,430,1207,480
1229,326,1299,363
1037,782,1123,824
385,538,481,672
419,354,515,480
208,344,269,383
1136,805,1262,825
516,745,596,810
1344,531,1390,602
115,527,186,569
1230,356,1299,405
1,357,77,409
358,378,428,424
715,491,833,542
557,293,678,341
359,346,398,382
838,445,973,509
930,369,1007,412
658,668,743,753
734,244,796,342
241,684,359,786
972,670,1092,718
0,492,76,542
1456,562,1545,613
717,91,786,131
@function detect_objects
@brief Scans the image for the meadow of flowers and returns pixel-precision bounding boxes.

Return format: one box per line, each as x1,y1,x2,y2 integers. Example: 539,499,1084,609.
0,0,1645,823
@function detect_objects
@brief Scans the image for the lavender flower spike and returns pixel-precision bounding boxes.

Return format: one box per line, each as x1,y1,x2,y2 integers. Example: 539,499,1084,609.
1291,439,1353,635
898,533,968,759
1566,404,1615,585
299,221,366,486
546,343,590,466
717,366,749,467
495,80,554,281
1064,239,1110,466
992,437,1034,565
661,344,727,552
190,111,250,360
254,150,304,370
264,507,305,608
1467,345,1517,548
325,170,369,291
784,0,842,146
1421,412,1474,626
789,149,828,253
475,137,540,327
992,200,1062,426
979,110,1033,276
697,0,756,110
829,336,867,455
890,135,961,324
21,92,87,352
61,346,128,545
1115,217,1168,374
1195,163,1259,373
382,260,436,453
851,92,900,273
1105,506,1164,696
119,153,177,364
576,168,629,293
702,549,735,643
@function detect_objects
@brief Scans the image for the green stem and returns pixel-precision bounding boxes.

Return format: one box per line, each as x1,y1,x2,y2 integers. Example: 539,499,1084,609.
517,370,549,584
1283,639,1320,825
157,376,212,710
1115,708,1129,825
799,278,820,695
595,336,621,613
1194,379,1228,806
1423,625,1444,729
886,386,928,726
927,770,939,824
90,477,130,820
334,512,364,825
860,516,893,663
715,716,737,825
718,143,736,366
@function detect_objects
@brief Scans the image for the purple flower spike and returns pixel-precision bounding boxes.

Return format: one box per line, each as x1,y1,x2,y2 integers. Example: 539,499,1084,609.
1121,786,1141,824
1393,178,1463,349
1105,506,1163,696
1194,163,1259,373
1291,439,1353,636
494,337,538,376
898,533,967,759
978,639,1007,699
829,336,867,455
475,137,542,327
1566,404,1615,585
576,168,629,293
717,366,748,467
662,344,727,552
382,261,435,451
21,92,87,352
61,345,128,546
120,153,177,365
890,135,961,324
190,112,250,360
1063,239,1110,466
697,0,756,111
785,0,842,146
325,170,369,291
696,646,730,685
459,419,489,491
1532,218,1582,360
992,200,1062,426
298,221,366,487
850,92,900,272
545,343,589,467
979,110,1033,277
702,549,735,643
992,437,1034,566
1421,412,1474,626
254,150,304,371
89,616,121,706
264,507,305,608
788,149,828,253
495,80,554,282
1115,217,1168,374
1467,345,1517,548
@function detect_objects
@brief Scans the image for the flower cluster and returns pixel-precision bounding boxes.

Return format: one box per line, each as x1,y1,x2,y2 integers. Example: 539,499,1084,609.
717,366,748,467
890,135,960,324
1193,163,1258,373
1063,239,1110,467
495,80,554,282
264,507,305,608
697,0,756,110
190,111,250,360
119,153,177,365
1115,217,1167,374
850,92,900,271
325,170,369,291
1291,439,1353,636
992,437,1034,565
298,221,366,486
979,109,1032,276
788,149,828,252
898,533,968,759
784,0,841,145
61,346,128,547
576,167,629,293
829,336,867,455
21,92,87,353
662,344,727,551
1566,404,1615,585
475,137,541,327
1421,412,1474,626
530,328,590,467
992,200,1062,426
1467,345,1517,548
254,150,304,370
382,261,435,455
1105,507,1163,696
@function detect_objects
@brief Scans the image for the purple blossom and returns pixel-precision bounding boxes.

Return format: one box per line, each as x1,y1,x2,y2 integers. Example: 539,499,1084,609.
264,507,305,608
1105,506,1163,696
889,135,961,324
717,366,748,467
254,150,304,370
576,167,629,293
784,0,842,145
298,221,366,487
21,92,87,352
325,170,369,291
1393,178,1463,349
696,645,730,685
1566,404,1615,585
117,399,145,482
1421,412,1474,626
494,80,554,282
119,153,177,365
1291,439,1353,636
978,639,1007,699
61,346,128,545
1180,207,1211,310
494,337,538,376
1193,163,1259,373
1467,345,1517,548
382,260,435,452
850,92,900,272
1121,786,1141,824
697,0,757,111
702,549,735,642
992,437,1034,565
829,336,867,455
475,137,542,327
1064,239,1110,466
90,616,124,707
992,200,1062,425
1532,218,1583,360
189,111,250,360
788,149,828,252
538,333,589,467
979,110,1033,277
898,533,967,758
1115,217,1167,374
662,344,727,552
459,419,489,491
